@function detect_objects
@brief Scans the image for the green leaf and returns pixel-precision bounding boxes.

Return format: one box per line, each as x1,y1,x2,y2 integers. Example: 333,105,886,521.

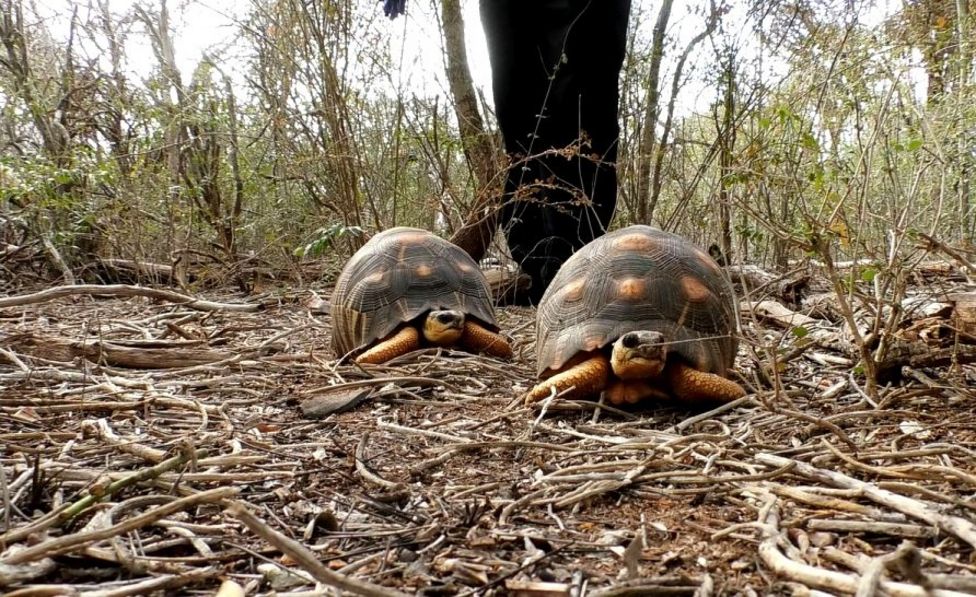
792,325,809,338
801,132,819,151
861,267,878,282
294,224,364,259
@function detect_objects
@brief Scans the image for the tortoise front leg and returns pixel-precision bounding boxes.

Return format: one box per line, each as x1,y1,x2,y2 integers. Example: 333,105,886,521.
667,362,746,402
524,355,610,404
460,320,513,360
355,326,421,365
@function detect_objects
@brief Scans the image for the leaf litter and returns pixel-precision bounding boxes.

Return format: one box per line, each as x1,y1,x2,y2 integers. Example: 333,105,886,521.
0,284,975,595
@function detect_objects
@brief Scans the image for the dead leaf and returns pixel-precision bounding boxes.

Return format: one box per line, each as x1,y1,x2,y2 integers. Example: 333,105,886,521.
300,388,371,418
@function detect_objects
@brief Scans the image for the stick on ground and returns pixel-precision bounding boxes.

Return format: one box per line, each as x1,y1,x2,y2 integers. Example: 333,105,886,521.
0,284,260,313
224,500,410,597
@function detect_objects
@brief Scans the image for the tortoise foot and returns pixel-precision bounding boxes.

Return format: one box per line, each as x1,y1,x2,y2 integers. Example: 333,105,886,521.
667,362,746,402
524,355,610,404
354,326,421,365
460,321,513,360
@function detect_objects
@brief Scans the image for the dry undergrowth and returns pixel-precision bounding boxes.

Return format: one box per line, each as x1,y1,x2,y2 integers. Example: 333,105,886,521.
0,282,975,596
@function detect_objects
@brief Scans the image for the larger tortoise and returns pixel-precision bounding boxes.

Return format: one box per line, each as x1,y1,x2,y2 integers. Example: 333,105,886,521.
331,227,513,364
525,225,746,405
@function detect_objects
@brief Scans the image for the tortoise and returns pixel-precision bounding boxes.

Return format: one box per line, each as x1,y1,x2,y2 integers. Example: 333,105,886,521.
524,225,746,405
331,227,513,364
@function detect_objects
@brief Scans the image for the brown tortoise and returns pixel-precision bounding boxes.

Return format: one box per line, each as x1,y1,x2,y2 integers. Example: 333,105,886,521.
524,225,746,405
331,227,513,364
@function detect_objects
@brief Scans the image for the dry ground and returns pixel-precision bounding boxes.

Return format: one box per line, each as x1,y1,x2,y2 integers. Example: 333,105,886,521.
1,283,975,596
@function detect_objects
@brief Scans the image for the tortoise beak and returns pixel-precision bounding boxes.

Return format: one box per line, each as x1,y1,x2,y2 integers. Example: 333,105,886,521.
611,331,667,380
423,310,465,346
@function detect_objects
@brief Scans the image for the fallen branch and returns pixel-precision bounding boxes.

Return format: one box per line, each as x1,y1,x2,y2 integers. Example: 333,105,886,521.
588,576,702,597
57,447,208,522
92,258,179,284
6,567,220,596
302,376,460,395
855,541,923,597
806,519,936,539
876,343,976,381
224,500,409,597
0,284,259,312
0,554,57,586
756,495,971,596
756,454,976,549
741,300,847,351
1,487,237,566
0,447,208,547
40,235,75,285
81,418,167,463
355,432,408,495
483,266,532,304
823,547,976,592
6,333,235,368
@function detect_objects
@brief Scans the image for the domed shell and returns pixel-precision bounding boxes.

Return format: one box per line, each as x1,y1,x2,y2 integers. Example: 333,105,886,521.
331,227,498,357
536,225,739,377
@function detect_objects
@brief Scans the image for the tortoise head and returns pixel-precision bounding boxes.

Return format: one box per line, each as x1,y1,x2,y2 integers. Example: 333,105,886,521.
423,309,465,346
610,331,667,380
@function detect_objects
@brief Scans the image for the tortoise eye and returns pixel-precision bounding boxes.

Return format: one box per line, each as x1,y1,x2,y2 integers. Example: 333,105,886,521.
621,333,640,349
436,312,455,324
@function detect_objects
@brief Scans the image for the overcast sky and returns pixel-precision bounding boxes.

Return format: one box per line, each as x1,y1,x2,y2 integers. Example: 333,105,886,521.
30,0,906,116
32,0,493,98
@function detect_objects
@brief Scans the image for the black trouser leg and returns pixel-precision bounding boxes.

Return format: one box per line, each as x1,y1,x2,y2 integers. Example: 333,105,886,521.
480,0,631,304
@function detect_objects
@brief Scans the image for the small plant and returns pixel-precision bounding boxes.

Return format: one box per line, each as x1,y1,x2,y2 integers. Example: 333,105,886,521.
294,223,364,258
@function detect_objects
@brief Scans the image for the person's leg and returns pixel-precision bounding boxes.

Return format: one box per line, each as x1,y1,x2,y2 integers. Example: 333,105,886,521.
481,0,631,304
480,1,557,304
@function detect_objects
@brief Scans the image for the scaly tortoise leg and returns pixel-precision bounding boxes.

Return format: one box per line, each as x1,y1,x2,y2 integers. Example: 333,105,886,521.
459,320,513,360
604,380,669,405
667,362,746,402
524,355,610,404
355,326,421,365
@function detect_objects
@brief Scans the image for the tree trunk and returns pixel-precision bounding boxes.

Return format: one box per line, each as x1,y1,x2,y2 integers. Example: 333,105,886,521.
956,0,972,243
97,0,133,179
441,0,501,262
225,75,244,257
717,52,736,263
635,0,674,224
136,0,188,279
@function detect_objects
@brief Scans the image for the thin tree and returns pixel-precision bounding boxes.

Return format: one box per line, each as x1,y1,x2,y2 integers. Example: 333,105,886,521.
439,0,502,262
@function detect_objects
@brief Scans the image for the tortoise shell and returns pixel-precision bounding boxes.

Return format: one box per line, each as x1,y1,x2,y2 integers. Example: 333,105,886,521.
536,225,739,378
331,227,498,357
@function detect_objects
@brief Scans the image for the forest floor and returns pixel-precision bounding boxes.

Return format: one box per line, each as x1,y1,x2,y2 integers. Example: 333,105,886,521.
1,275,976,596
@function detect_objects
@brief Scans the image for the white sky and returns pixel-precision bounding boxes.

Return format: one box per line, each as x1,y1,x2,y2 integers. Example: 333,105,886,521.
28,1,737,113
32,0,493,99
30,0,909,118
